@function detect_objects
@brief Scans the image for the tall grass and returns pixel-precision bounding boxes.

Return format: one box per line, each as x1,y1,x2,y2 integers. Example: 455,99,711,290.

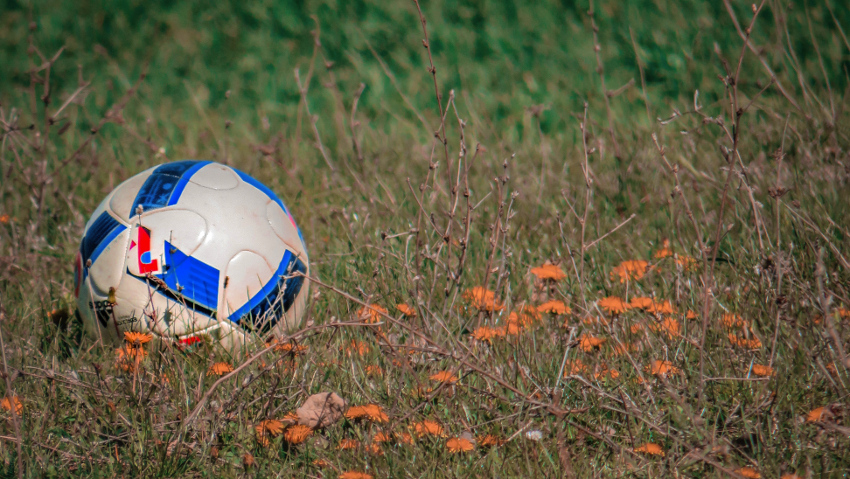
1,0,849,477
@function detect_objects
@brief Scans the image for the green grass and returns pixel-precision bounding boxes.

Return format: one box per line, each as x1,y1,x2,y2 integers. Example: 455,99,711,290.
1,0,850,477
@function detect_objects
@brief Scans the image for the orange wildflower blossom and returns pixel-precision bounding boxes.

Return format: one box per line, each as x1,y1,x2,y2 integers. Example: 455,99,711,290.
720,313,747,329
751,364,774,377
273,342,309,355
345,404,389,423
446,437,475,453
610,260,649,283
563,359,588,377
634,442,665,456
649,317,679,338
397,432,415,445
123,331,152,347
629,296,654,310
598,296,629,315
537,300,570,315
462,287,504,312
530,263,567,281
255,419,285,438
357,304,388,323
728,334,762,350
0,214,9,224
647,300,675,315
208,362,234,376
686,310,697,320
1,396,23,415
578,334,606,352
312,459,331,468
396,303,416,317
734,467,761,479
645,360,680,377
346,340,370,356
654,242,673,259
582,316,609,326
339,472,373,479
365,365,383,376
806,406,830,423
477,434,506,447
471,326,503,342
284,424,312,444
429,371,459,384
373,431,393,443
337,438,360,450
674,255,698,271
412,420,445,437
282,411,299,424
593,363,620,380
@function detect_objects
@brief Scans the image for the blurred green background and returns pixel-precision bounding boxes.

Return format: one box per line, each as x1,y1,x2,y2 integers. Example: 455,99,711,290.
3,0,848,149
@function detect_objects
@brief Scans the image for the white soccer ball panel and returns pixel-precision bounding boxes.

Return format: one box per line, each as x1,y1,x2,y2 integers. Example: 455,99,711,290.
109,168,155,220
188,163,240,190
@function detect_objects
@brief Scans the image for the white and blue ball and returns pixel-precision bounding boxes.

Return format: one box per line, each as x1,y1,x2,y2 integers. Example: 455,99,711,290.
74,160,309,350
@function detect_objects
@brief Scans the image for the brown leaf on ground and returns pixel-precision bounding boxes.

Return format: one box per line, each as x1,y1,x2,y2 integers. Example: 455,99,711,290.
297,392,346,429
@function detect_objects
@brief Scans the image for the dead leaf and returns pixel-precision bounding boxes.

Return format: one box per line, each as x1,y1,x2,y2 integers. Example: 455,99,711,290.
297,392,346,429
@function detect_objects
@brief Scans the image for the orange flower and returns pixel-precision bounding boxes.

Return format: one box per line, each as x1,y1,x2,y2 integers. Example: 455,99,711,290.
530,263,567,281
365,365,383,376
629,297,654,310
645,360,680,377
598,296,629,315
412,420,445,437
462,287,504,312
282,411,299,424
630,323,645,334
582,316,609,326
610,260,649,283
826,362,838,375
284,424,312,444
373,431,393,443
312,459,331,468
274,342,309,355
563,359,587,377
346,340,370,356
339,472,373,479
594,364,620,380
0,214,9,224
357,304,388,323
123,331,152,346
537,300,570,315
345,404,389,423
836,308,850,319
255,419,285,437
446,437,475,452
337,438,360,450
397,303,416,317
654,246,672,259
0,396,22,415
578,334,606,352
686,310,697,320
429,371,459,384
734,467,761,479
721,313,747,329
647,300,674,315
397,432,414,445
477,434,505,447
634,442,665,456
471,326,501,342
649,317,679,338
208,362,234,376
751,364,773,377
675,255,698,271
728,334,762,350
806,406,828,423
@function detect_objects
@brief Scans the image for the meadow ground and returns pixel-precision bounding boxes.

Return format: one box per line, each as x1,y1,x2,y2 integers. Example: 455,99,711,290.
1,0,850,477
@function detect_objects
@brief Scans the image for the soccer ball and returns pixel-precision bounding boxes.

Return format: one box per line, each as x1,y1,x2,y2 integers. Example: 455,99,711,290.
73,160,309,351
